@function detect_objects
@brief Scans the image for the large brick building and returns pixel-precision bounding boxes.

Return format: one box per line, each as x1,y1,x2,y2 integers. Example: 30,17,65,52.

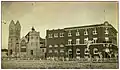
46,21,118,59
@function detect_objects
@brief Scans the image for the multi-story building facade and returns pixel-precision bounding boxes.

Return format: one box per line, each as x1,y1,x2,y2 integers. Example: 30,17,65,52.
46,21,118,59
46,29,65,59
24,27,41,59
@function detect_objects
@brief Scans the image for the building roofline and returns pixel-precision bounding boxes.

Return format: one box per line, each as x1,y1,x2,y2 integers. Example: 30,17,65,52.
64,21,118,33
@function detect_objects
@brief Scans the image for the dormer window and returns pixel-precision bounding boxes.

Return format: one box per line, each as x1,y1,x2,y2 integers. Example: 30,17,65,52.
76,29,80,36
93,28,97,35
105,28,109,34
68,31,72,37
54,33,58,38
84,29,88,35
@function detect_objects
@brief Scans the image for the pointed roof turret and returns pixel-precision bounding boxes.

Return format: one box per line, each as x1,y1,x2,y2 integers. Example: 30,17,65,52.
9,20,15,30
16,20,21,28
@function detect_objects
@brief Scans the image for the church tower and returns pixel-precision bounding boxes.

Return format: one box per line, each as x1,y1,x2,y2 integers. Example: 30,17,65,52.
8,20,21,57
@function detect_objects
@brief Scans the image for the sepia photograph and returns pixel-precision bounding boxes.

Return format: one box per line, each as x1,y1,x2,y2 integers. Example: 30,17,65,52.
1,1,119,69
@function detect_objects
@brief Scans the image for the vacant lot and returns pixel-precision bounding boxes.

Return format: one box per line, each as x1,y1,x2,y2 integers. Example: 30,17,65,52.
1,60,119,69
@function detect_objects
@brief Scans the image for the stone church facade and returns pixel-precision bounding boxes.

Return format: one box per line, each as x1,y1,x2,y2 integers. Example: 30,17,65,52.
8,20,21,57
8,20,46,59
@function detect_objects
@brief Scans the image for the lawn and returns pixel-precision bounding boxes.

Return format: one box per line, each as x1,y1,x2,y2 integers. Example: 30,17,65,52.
1,60,119,69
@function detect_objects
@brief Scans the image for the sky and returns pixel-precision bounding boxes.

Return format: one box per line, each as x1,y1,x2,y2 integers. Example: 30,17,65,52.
2,1,118,49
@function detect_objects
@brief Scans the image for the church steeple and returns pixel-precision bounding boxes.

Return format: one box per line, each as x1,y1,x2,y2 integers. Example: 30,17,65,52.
8,20,21,57
15,20,21,31
9,20,15,30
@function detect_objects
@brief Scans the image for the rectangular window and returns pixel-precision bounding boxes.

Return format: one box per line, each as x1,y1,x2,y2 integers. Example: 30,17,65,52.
54,33,58,38
76,32,80,36
93,38,97,43
60,44,64,47
77,51,80,53
93,28,97,35
105,28,109,34
76,49,80,55
105,37,109,41
76,56,80,59
48,34,52,38
31,50,33,55
76,39,80,45
68,31,72,37
49,45,52,48
54,45,58,47
60,33,64,37
54,50,58,53
49,50,52,53
76,29,80,36
68,49,72,54
93,48,98,54
60,49,64,53
68,39,72,45
84,29,88,35
84,37,88,44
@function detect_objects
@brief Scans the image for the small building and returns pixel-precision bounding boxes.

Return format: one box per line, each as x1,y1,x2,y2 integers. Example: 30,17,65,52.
2,49,8,58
